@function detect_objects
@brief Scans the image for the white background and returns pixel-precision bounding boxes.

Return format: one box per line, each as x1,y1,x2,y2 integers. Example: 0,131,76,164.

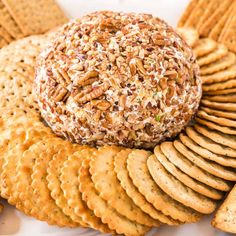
0,0,232,235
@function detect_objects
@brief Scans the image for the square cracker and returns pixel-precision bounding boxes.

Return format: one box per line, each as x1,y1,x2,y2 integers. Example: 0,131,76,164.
212,185,236,234
0,0,23,39
0,25,13,43
2,0,68,36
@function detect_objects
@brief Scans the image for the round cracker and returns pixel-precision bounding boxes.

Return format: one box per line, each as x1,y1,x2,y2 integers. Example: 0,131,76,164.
60,149,111,233
176,27,199,47
193,38,217,58
179,133,236,168
147,152,216,214
201,106,236,120
203,94,236,103
114,149,178,225
79,158,149,235
159,142,231,192
204,87,236,95
90,146,158,227
201,99,236,111
203,78,236,92
127,149,201,223
153,145,223,200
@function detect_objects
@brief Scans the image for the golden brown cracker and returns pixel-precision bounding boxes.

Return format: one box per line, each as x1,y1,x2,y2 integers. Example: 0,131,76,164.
127,149,201,223
201,99,236,111
204,87,236,95
0,25,13,43
193,38,217,58
2,0,68,36
203,78,236,92
201,106,236,120
212,185,236,234
176,27,199,47
203,94,236,103
147,152,216,214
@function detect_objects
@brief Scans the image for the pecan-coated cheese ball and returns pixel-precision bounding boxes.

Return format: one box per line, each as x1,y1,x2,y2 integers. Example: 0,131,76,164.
35,11,201,148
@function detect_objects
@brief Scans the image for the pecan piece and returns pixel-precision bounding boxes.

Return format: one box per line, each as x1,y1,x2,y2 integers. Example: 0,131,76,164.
52,85,69,102
74,70,98,87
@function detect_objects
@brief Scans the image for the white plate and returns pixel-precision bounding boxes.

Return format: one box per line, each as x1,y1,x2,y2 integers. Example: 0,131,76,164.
0,0,231,235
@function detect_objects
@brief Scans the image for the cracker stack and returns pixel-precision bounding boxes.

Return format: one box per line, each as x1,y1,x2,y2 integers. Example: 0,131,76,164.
0,0,67,49
178,0,236,53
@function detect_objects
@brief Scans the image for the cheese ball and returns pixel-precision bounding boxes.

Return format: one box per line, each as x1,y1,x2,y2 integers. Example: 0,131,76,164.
35,11,201,148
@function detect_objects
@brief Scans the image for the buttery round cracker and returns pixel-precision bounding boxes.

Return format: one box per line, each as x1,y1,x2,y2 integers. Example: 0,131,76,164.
201,99,236,111
203,78,236,92
60,149,111,233
198,110,236,128
200,52,236,75
47,144,88,227
186,126,236,158
176,27,199,47
196,117,236,135
159,142,232,192
193,38,217,58
147,153,216,214
203,94,236,103
79,158,150,235
179,133,236,168
127,149,201,223
201,65,236,84
114,149,178,225
201,106,236,120
194,123,236,150
90,146,158,227
153,145,223,200
174,139,236,182
197,44,228,66
204,87,236,95
31,139,78,227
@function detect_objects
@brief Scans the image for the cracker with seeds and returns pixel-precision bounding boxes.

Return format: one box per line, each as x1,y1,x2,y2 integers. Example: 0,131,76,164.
159,142,231,192
90,146,158,227
153,146,223,200
201,106,236,120
200,53,236,76
176,27,199,47
193,38,217,58
79,158,149,235
60,149,111,233
127,149,202,223
197,44,228,67
174,138,236,181
2,0,68,36
201,99,236,111
147,152,216,214
212,185,236,234
179,133,236,168
186,126,236,158
114,149,178,225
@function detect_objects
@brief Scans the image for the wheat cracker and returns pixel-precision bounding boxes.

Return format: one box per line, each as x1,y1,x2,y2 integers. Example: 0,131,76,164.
147,152,216,214
60,149,111,233
153,145,223,200
79,158,149,235
127,149,202,223
193,38,217,58
114,149,178,225
201,99,236,111
212,185,236,234
159,142,232,192
179,133,236,168
201,106,236,120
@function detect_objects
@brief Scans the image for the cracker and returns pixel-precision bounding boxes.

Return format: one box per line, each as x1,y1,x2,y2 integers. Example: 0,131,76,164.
31,139,78,227
127,149,201,223
176,27,199,47
174,138,236,182
185,0,212,28
47,144,88,227
0,203,3,213
179,133,236,168
197,44,228,67
193,38,217,58
0,25,13,43
201,106,236,120
198,0,233,37
60,149,111,233
147,152,216,214
90,146,158,227
186,126,236,158
0,0,23,39
159,142,231,192
203,78,236,92
114,149,178,225
200,53,236,76
153,146,223,200
203,94,236,103
212,185,236,234
204,87,236,95
198,110,236,128
2,0,68,36
79,158,149,235
177,0,199,27
201,99,236,111
0,36,7,48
